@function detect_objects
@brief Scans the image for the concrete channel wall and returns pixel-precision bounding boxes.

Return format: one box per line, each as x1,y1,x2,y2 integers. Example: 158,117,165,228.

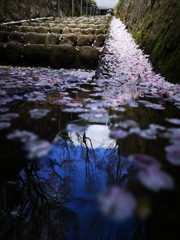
0,0,92,22
115,0,180,83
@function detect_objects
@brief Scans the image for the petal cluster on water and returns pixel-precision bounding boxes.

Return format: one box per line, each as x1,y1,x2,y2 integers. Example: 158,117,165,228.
6,129,51,159
127,153,175,192
7,130,38,142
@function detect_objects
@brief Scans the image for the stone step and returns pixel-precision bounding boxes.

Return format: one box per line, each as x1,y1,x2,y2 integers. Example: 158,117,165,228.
0,31,107,47
0,16,111,69
47,16,110,24
22,20,109,26
26,23,109,30
0,25,108,35
0,43,100,69
2,18,110,28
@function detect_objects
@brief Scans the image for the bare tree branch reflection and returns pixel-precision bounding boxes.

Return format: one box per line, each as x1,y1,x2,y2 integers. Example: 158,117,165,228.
0,152,79,240
0,124,143,240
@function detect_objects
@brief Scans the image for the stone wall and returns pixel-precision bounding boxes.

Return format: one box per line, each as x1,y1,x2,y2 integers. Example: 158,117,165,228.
115,0,180,83
0,0,80,23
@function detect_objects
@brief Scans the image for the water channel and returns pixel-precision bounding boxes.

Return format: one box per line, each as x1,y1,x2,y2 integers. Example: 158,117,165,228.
0,17,180,240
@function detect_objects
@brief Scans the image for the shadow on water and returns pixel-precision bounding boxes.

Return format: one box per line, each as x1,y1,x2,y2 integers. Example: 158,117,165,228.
0,68,180,240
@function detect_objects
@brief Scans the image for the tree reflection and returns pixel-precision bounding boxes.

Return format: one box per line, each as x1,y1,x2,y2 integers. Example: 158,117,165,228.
0,124,146,240
1,161,78,240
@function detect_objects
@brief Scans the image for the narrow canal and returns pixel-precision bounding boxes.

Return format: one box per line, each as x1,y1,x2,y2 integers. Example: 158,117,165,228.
0,17,180,240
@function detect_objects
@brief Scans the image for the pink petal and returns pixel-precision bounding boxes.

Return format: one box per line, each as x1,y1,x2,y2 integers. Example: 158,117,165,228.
97,186,137,221
110,129,128,139
165,145,180,165
138,165,174,192
128,154,161,168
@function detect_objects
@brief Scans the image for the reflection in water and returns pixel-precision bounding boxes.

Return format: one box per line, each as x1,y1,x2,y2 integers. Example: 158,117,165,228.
0,124,147,240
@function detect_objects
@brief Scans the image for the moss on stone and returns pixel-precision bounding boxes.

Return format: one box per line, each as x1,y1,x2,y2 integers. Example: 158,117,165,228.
132,30,142,42
152,22,170,55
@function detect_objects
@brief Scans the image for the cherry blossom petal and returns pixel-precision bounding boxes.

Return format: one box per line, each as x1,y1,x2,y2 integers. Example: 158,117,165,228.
6,130,38,143
109,129,128,139
97,186,137,221
166,118,180,125
0,107,9,113
165,145,180,165
138,165,174,192
29,109,50,119
0,113,19,121
66,124,88,133
24,140,52,159
128,154,161,168
115,120,139,129
0,122,11,130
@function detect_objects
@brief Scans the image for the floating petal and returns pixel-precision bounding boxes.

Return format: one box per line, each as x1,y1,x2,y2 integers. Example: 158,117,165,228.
0,122,11,130
165,145,180,165
24,140,52,159
166,118,180,125
110,129,128,139
66,124,88,133
0,113,19,121
97,186,137,221
138,165,174,192
29,109,50,119
128,154,161,168
115,120,139,129
7,130,38,143
0,107,9,113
